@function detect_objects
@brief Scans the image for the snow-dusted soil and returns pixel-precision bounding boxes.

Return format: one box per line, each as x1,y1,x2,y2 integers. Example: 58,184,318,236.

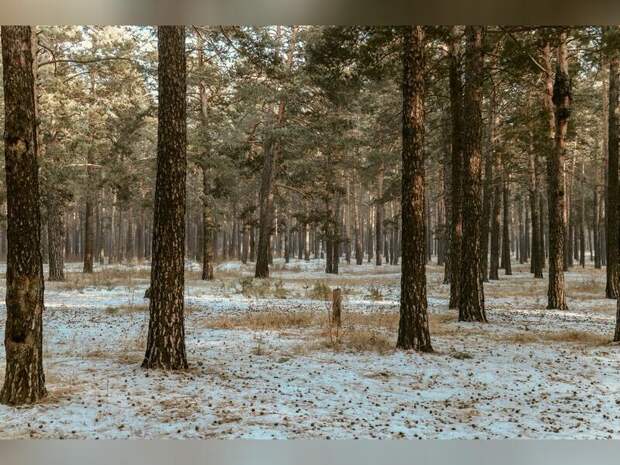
0,258,619,439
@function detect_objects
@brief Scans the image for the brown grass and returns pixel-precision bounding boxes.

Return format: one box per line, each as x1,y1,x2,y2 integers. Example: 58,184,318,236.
503,329,609,346
53,269,150,291
203,311,317,331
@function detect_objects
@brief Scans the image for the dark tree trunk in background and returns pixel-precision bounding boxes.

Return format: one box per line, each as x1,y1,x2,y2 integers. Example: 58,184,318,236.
458,25,487,323
83,189,94,273
397,26,432,352
0,25,47,405
375,162,384,266
242,223,250,264
47,199,65,281
545,33,570,310
142,26,188,370
489,160,501,280
201,167,214,281
448,26,464,309
528,105,544,277
255,136,276,278
480,83,496,282
502,176,512,275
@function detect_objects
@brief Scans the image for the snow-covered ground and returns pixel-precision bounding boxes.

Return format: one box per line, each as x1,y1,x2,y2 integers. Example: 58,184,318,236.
0,258,619,439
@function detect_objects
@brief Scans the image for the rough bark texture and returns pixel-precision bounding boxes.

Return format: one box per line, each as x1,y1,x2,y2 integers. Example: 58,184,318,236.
47,199,65,281
458,26,487,323
397,26,433,352
545,33,569,310
142,26,188,370
1,25,47,405
608,38,620,298
448,26,464,309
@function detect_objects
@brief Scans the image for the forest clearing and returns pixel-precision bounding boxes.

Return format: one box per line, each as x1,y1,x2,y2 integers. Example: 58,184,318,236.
0,258,618,439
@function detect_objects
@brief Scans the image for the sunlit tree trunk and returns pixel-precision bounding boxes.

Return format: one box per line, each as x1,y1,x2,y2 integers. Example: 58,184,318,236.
397,25,432,352
142,26,188,370
545,32,569,310
0,25,47,405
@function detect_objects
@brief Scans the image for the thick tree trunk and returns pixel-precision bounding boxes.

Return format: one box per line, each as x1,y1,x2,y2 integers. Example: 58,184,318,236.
545,33,569,310
458,25,487,323
397,26,432,352
142,26,188,370
448,26,464,308
0,25,47,405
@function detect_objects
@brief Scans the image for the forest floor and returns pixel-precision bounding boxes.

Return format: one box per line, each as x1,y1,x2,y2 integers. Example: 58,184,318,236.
0,258,619,439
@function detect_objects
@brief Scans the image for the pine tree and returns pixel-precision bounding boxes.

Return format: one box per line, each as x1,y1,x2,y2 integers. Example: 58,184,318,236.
397,25,432,352
0,25,47,405
142,26,188,370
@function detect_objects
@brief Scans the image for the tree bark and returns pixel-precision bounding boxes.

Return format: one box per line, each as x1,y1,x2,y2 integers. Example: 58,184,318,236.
448,26,464,309
608,29,620,297
480,82,496,282
47,199,65,281
502,175,512,275
545,32,569,310
397,26,433,352
142,26,188,370
458,26,487,323
0,25,47,405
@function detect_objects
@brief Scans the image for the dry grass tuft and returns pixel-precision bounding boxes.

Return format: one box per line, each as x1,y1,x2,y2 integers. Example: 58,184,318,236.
203,311,317,331
320,327,394,354
307,281,332,300
502,329,609,346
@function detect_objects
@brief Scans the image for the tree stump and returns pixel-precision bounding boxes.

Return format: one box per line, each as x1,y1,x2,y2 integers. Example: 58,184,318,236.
332,288,343,328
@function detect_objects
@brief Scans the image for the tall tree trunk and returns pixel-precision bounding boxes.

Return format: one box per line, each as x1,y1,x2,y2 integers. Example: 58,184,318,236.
47,199,65,281
458,25,487,323
83,182,94,273
480,82,496,282
375,161,384,266
608,29,620,297
529,111,544,277
448,26,464,308
0,25,47,405
545,32,569,310
397,25,432,352
489,160,501,280
255,27,296,278
142,26,188,370
502,175,512,275
255,136,276,278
